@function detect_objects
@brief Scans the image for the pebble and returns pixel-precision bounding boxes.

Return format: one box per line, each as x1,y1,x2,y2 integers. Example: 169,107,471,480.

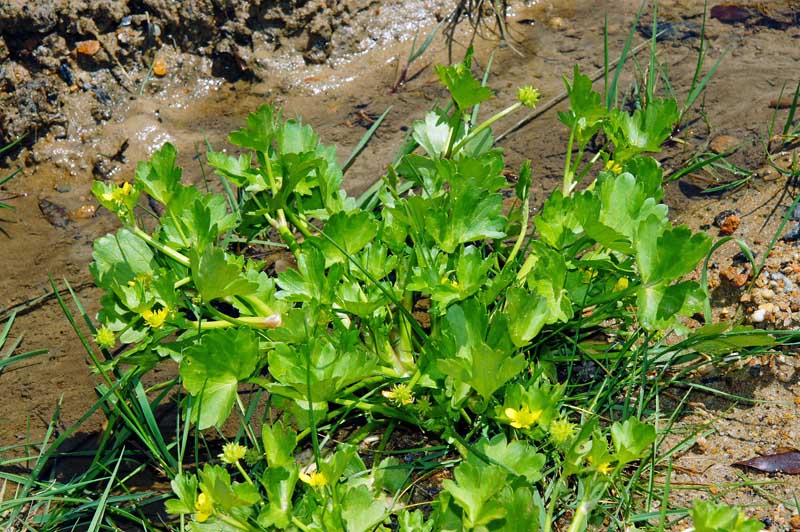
75,40,101,56
710,134,741,154
713,209,740,235
38,198,70,228
751,308,767,323
782,223,800,242
790,514,800,530
152,59,167,77
70,204,97,220
756,165,781,181
546,16,567,30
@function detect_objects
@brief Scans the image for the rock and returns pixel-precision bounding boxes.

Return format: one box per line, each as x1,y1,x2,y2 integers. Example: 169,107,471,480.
713,209,740,235
720,266,749,288
546,16,568,31
70,204,97,220
152,58,167,76
38,198,70,228
709,134,740,154
76,40,101,56
782,223,800,242
755,165,780,181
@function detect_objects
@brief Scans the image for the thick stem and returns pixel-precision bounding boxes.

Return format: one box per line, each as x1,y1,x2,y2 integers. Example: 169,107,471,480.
132,227,191,267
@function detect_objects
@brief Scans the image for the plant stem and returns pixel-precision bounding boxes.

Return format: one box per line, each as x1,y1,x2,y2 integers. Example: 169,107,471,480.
563,123,577,196
451,102,522,155
132,227,191,267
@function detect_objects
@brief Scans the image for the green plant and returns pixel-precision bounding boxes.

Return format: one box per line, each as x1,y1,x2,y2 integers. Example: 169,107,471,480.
2,25,773,528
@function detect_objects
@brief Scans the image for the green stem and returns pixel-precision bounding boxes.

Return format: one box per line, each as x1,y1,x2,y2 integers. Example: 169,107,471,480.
199,308,282,330
562,123,577,196
291,517,311,532
234,460,255,486
451,102,522,156
132,227,190,267
503,192,529,269
217,512,252,531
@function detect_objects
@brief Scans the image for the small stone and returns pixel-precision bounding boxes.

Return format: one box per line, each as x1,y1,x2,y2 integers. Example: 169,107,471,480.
152,58,167,77
38,198,70,228
713,209,740,235
710,135,740,154
546,16,567,30
76,40,101,56
70,204,97,220
790,514,800,530
720,265,749,288
756,165,780,181
751,308,766,323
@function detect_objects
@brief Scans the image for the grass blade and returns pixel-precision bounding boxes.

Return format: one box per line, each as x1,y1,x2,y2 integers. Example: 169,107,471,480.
782,80,800,136
343,106,392,174
86,449,125,532
607,0,646,110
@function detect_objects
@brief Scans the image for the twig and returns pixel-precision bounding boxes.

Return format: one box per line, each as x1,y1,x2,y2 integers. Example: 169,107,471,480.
0,282,94,322
496,38,654,142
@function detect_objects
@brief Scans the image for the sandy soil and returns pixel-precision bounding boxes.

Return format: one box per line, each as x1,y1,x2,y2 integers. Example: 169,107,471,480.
2,0,800,527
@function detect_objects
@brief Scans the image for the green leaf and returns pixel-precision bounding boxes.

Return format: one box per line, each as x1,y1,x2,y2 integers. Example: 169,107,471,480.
317,210,379,266
690,500,764,532
476,434,545,483
636,221,712,284
435,47,493,111
503,287,550,348
437,302,526,399
636,280,704,331
558,65,607,149
497,487,542,532
534,189,584,250
428,188,506,253
91,228,157,287
688,325,774,356
165,472,198,515
136,143,182,205
341,485,387,532
412,111,451,159
442,461,507,528
262,421,297,468
267,337,376,403
190,246,259,302
180,329,261,429
397,510,434,532
610,417,655,465
607,98,679,161
277,246,342,304
228,104,282,153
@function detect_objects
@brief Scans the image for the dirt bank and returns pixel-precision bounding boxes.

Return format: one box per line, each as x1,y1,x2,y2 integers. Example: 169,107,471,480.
0,0,452,149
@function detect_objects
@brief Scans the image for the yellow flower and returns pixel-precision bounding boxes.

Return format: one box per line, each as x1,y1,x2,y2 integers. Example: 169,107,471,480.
141,306,169,328
517,85,541,109
587,455,613,475
299,470,328,487
94,327,116,349
110,182,134,205
219,442,248,465
504,406,542,429
613,277,629,292
604,159,623,174
549,417,577,444
195,492,213,523
382,383,415,406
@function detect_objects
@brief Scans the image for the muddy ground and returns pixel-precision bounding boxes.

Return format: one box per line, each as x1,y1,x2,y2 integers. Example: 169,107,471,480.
2,0,800,527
